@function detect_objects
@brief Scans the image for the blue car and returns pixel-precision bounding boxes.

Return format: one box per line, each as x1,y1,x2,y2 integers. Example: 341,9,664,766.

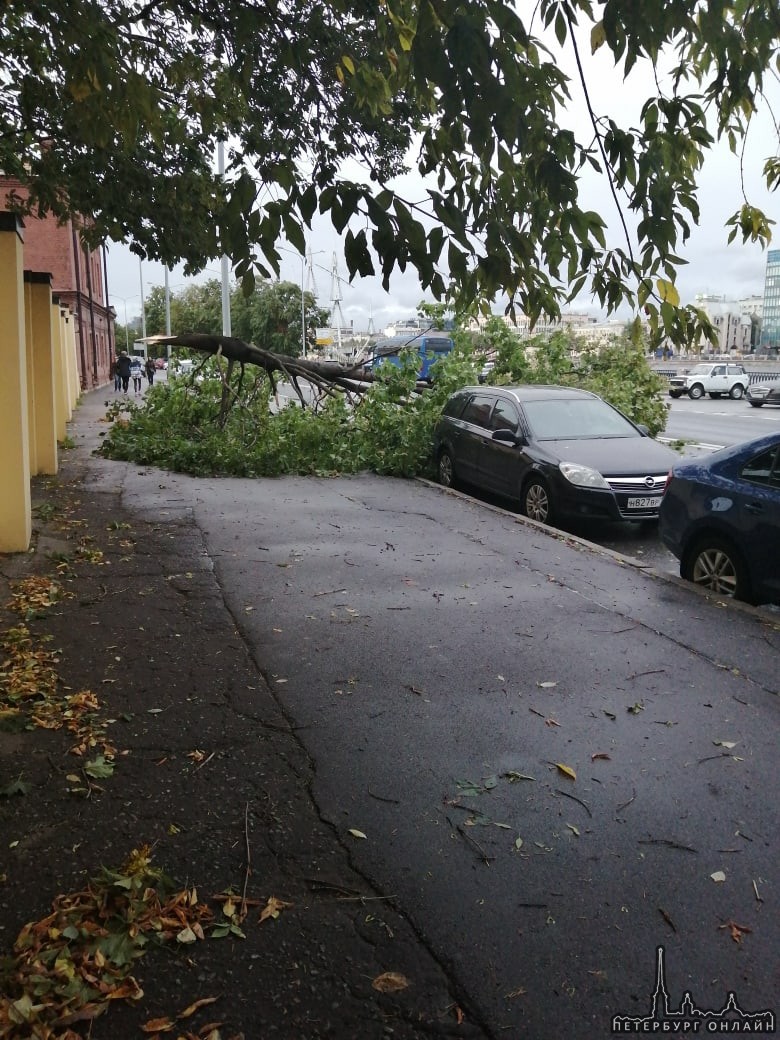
658,433,780,604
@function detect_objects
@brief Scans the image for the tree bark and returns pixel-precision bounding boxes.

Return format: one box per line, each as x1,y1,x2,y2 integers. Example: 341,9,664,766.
146,332,377,405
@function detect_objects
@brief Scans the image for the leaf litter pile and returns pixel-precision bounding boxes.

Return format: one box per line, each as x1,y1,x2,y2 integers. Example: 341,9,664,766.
0,845,251,1039
0,525,293,1037
0,577,116,782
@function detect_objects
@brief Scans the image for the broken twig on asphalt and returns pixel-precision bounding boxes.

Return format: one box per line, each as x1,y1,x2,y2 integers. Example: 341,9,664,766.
638,838,697,853
658,907,677,932
616,788,636,812
555,788,592,818
368,788,400,805
445,814,494,865
241,801,251,919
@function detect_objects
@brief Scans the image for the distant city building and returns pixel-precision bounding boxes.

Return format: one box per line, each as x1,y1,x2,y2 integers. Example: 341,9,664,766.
383,318,427,337
1,176,113,388
692,293,758,355
572,319,635,345
464,311,595,337
760,249,780,353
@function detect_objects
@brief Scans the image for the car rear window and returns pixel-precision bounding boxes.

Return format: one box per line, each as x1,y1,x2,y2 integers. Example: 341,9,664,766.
522,398,639,439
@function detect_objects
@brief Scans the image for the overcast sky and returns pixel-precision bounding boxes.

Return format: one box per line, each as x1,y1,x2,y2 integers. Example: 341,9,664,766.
105,31,778,334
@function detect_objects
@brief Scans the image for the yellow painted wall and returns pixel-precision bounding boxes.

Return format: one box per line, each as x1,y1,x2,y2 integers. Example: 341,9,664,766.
27,275,58,475
62,310,78,409
51,299,68,441
0,216,31,551
23,280,38,473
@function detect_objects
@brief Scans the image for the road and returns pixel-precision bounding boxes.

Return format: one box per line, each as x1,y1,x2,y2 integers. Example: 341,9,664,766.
662,395,780,449
117,466,779,1039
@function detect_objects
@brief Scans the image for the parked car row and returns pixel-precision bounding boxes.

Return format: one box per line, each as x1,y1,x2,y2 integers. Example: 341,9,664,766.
666,363,780,406
433,385,679,525
432,384,780,606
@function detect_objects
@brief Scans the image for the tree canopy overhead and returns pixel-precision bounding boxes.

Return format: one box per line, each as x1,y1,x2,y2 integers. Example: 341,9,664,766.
2,0,777,346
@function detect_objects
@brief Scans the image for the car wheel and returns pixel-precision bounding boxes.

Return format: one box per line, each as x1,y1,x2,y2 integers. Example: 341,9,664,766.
729,384,745,400
522,476,554,525
681,536,752,602
669,390,682,399
749,401,764,408
688,384,704,399
437,449,456,488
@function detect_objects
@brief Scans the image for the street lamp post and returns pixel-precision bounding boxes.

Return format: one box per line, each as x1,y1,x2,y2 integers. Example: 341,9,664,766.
138,257,147,342
109,294,140,353
279,246,324,357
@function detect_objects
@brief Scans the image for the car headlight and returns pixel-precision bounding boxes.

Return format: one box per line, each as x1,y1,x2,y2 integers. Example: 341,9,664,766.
559,461,610,489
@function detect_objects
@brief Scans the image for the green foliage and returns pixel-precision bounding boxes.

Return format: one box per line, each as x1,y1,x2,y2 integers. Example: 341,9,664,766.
143,280,330,358
575,339,669,437
100,319,668,477
481,321,668,435
1,2,776,352
99,347,482,479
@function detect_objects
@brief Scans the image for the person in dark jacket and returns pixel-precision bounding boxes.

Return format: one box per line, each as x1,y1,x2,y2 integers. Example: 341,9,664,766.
116,351,132,394
145,358,156,386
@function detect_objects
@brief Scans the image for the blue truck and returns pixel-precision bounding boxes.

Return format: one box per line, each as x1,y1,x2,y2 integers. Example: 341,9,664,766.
368,333,454,383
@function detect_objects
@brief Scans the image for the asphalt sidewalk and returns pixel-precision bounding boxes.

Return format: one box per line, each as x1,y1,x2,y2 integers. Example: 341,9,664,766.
0,386,486,1039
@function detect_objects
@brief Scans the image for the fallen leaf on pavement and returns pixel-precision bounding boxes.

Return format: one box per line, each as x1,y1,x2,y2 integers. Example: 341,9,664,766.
555,763,576,781
141,1017,175,1033
710,871,726,883
372,972,410,993
348,828,367,840
591,753,611,761
178,996,220,1019
719,919,752,944
259,897,293,923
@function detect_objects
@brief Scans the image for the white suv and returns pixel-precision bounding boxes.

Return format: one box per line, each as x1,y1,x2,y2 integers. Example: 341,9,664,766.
668,363,749,400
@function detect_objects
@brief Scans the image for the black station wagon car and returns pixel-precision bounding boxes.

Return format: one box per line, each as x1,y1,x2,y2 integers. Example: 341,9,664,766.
432,385,679,525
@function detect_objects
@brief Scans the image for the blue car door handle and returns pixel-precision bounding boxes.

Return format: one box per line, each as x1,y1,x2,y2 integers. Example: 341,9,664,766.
744,502,763,515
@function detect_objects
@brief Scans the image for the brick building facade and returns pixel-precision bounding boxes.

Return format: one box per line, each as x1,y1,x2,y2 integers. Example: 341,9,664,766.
1,180,114,390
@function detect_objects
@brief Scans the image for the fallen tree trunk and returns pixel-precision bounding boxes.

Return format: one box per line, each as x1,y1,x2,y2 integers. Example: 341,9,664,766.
145,332,378,406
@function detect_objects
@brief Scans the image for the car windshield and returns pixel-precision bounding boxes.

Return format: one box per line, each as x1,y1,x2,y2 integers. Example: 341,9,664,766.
688,364,712,375
522,398,639,440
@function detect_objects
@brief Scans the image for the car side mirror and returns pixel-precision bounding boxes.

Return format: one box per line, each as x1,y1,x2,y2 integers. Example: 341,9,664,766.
492,429,524,446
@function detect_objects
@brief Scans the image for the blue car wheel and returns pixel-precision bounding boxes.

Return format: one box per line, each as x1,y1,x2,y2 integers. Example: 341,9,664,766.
682,535,752,602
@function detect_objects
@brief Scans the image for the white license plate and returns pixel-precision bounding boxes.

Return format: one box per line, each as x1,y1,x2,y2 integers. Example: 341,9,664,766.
627,496,662,509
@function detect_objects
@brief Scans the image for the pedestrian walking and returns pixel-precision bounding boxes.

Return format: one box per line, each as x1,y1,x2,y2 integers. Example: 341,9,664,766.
145,358,156,386
111,355,122,392
116,351,132,394
130,357,143,396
